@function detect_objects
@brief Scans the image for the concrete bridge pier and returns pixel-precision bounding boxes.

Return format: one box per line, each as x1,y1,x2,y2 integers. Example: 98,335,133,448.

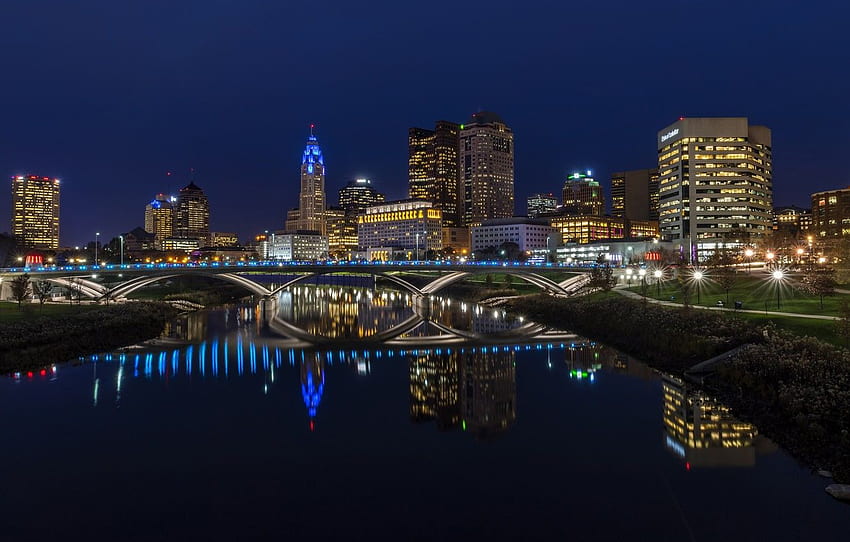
260,295,279,325
413,294,431,318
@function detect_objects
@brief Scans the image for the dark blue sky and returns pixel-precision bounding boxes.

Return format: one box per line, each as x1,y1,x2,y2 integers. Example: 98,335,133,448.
1,0,848,246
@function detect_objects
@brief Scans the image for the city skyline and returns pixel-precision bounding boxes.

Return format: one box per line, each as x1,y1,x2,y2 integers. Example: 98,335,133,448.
1,1,849,245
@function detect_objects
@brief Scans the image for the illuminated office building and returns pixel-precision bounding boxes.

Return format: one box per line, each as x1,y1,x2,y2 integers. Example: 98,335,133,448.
326,206,358,259
561,171,604,216
657,117,772,260
662,374,759,467
773,205,812,235
144,193,174,249
811,188,850,239
357,199,443,255
459,112,514,225
548,215,658,244
461,350,516,439
527,193,558,218
288,127,327,235
409,353,461,431
471,218,557,253
11,175,60,249
339,178,385,213
174,181,210,244
611,168,660,221
267,230,328,261
408,121,460,226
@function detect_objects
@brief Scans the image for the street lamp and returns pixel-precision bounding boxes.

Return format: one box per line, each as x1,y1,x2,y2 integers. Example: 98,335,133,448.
119,235,124,266
653,269,663,297
625,267,633,287
771,269,784,309
638,268,647,298
693,270,704,305
415,233,420,261
95,232,100,265
744,248,754,274
796,247,804,266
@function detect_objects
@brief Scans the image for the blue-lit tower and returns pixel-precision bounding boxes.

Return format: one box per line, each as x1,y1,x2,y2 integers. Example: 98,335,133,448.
301,356,325,431
289,124,327,235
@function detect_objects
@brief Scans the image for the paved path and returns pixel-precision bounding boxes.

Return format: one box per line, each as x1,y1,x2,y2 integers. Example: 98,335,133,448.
614,287,839,321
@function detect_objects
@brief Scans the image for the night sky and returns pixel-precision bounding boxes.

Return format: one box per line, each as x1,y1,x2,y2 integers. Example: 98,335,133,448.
1,0,848,246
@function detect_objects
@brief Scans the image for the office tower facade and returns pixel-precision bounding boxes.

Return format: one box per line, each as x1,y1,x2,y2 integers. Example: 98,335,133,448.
408,121,461,226
290,129,327,235
773,205,812,236
339,178,385,213
812,188,850,239
326,206,358,258
527,193,558,217
357,199,443,254
144,193,174,249
459,112,514,225
174,181,210,243
11,175,60,249
548,215,659,244
471,218,557,253
657,117,772,259
561,171,604,216
611,168,660,221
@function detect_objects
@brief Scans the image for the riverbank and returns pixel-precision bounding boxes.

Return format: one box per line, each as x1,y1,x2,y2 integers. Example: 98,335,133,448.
503,293,850,483
0,302,178,372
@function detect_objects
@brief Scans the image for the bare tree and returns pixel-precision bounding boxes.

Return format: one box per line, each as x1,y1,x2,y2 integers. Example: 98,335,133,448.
33,280,54,309
10,273,31,309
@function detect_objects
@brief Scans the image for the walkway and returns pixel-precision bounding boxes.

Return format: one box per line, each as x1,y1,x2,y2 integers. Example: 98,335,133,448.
613,287,839,321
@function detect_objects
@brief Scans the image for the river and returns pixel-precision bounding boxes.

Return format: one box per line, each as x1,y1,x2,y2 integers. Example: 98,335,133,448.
1,285,848,541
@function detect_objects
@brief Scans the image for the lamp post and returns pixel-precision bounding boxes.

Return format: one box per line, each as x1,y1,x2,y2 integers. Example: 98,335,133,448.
693,270,704,305
95,232,100,265
638,268,647,298
766,251,775,270
119,235,124,265
744,248,754,274
772,269,784,309
796,247,804,266
415,232,420,262
625,267,633,287
654,269,663,298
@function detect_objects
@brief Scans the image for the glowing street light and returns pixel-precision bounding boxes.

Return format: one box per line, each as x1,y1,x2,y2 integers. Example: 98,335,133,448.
693,270,704,305
744,248,754,274
653,269,663,297
771,269,785,309
625,267,633,286
95,232,100,265
638,268,647,298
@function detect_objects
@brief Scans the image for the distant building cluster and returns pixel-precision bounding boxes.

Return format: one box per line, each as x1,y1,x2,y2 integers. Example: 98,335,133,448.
9,112,850,266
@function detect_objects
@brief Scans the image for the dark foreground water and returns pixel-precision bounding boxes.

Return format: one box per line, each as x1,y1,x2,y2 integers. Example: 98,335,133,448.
1,294,849,541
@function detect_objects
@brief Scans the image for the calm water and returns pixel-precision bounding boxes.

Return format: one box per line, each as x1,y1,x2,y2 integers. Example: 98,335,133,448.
1,287,848,541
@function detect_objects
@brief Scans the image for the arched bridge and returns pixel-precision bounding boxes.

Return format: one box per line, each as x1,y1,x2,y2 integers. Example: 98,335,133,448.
0,261,585,301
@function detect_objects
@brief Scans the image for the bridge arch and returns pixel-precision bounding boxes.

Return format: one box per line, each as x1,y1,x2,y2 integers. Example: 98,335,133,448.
45,277,108,299
419,269,567,296
268,271,423,297
107,272,272,300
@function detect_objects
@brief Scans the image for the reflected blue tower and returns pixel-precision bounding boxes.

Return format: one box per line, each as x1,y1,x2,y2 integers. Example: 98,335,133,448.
300,356,325,431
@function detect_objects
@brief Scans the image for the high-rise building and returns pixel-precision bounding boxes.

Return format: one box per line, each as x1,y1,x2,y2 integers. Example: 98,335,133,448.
527,193,558,217
561,171,604,216
773,205,812,236
289,128,327,235
174,181,210,244
657,117,772,260
812,188,850,239
610,168,660,221
408,121,461,226
11,175,60,249
144,193,174,249
326,206,358,259
459,112,514,225
339,178,385,213
548,215,659,244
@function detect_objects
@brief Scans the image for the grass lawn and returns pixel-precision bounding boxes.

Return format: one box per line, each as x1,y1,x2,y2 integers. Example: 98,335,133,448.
630,274,849,316
0,301,100,323
731,311,844,347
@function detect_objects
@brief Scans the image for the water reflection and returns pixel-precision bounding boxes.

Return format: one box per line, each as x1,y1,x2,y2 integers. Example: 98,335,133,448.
662,374,776,468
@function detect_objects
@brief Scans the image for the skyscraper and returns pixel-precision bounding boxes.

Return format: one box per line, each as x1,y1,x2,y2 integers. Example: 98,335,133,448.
610,168,660,221
174,181,210,243
144,193,174,249
338,178,385,213
657,117,772,260
289,127,327,235
11,175,60,249
526,193,558,217
561,171,604,216
459,112,514,225
408,121,460,226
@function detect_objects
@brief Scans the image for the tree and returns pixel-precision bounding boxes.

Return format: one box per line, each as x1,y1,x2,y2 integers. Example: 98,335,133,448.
714,266,737,306
485,273,494,288
800,266,837,310
10,273,31,309
589,256,616,292
677,272,693,309
67,276,83,304
33,280,53,308
504,274,514,289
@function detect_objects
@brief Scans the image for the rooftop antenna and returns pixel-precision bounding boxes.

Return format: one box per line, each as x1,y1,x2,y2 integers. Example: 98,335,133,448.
310,123,315,137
